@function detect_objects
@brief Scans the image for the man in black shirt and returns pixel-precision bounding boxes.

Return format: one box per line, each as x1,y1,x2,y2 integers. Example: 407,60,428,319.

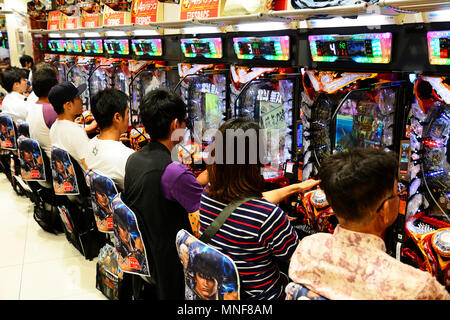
123,89,204,300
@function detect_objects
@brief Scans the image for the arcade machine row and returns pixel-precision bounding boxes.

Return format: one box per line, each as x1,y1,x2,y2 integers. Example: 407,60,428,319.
175,35,230,176
128,37,180,152
401,28,450,291
228,30,302,216
295,27,413,242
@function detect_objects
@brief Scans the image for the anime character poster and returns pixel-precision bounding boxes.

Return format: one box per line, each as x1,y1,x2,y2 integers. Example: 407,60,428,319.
86,171,118,233
18,137,45,181
111,195,150,276
0,113,17,150
176,229,240,300
51,147,79,195
96,244,124,300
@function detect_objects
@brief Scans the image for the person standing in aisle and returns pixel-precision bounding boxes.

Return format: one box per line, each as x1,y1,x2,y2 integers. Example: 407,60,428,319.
288,148,450,300
84,88,134,191
122,88,206,300
19,55,34,81
48,81,98,171
26,62,59,159
0,67,29,122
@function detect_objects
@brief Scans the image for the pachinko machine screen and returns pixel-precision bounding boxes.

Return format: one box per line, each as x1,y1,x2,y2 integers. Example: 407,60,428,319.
82,39,103,54
131,39,162,57
48,40,65,53
236,79,294,179
185,74,227,145
309,32,392,64
233,36,290,61
180,38,222,59
65,40,82,54
427,31,450,66
104,39,129,56
334,87,397,153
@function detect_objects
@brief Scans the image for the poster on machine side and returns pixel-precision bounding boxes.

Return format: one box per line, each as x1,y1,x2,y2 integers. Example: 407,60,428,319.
131,0,163,24
179,0,224,20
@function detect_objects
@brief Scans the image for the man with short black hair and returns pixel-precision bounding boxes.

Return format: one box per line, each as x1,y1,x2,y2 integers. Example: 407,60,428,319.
26,62,59,159
19,55,34,80
84,88,134,191
123,88,205,300
0,67,29,122
48,81,97,171
288,148,450,300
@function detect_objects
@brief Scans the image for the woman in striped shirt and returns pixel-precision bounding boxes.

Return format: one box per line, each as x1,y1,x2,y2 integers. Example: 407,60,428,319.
199,119,320,300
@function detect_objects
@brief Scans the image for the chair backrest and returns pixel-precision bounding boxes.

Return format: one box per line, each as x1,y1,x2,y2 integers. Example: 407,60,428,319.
285,282,328,300
175,229,240,300
0,113,17,150
50,146,80,196
86,170,119,233
17,137,46,181
110,194,150,277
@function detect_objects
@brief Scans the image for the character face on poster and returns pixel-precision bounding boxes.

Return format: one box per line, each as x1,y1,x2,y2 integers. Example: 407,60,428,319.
87,171,118,233
0,115,16,150
176,229,240,300
51,147,79,195
18,138,45,181
111,196,149,276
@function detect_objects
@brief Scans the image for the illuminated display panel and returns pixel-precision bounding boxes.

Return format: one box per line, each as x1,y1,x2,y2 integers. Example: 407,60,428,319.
180,38,222,59
48,40,65,53
65,40,82,53
131,39,162,57
233,36,290,61
309,32,392,64
104,39,129,55
427,31,450,65
82,39,103,54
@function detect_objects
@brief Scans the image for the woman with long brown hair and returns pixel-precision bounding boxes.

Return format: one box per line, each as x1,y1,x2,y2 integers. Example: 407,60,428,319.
198,118,319,300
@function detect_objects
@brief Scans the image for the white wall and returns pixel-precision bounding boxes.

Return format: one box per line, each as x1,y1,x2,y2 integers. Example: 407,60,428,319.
3,0,33,67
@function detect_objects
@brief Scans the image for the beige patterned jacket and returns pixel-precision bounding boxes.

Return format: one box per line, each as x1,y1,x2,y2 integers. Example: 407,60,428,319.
288,225,450,300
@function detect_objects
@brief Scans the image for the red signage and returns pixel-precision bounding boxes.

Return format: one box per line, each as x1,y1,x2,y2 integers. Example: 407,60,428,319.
179,0,222,20
47,11,62,30
131,0,162,24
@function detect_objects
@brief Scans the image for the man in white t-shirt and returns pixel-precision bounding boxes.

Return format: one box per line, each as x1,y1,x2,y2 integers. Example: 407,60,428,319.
0,67,29,122
85,88,134,191
48,81,98,171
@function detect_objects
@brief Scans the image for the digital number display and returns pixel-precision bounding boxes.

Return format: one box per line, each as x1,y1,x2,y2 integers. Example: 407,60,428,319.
82,40,103,54
104,39,129,55
428,31,450,65
309,33,392,64
180,38,222,59
65,40,82,53
233,36,290,61
131,39,162,57
48,40,64,52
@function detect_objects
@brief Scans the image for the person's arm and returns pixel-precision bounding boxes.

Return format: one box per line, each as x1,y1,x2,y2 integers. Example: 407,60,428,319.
83,120,98,135
196,170,209,186
263,179,321,204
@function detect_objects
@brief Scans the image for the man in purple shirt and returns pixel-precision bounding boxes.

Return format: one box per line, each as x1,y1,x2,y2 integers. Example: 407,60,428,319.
122,89,207,300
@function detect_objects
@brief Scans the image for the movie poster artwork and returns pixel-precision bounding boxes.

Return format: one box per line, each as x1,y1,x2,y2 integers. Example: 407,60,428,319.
18,137,46,181
0,113,17,150
176,229,240,300
86,171,118,233
51,147,79,195
111,195,150,277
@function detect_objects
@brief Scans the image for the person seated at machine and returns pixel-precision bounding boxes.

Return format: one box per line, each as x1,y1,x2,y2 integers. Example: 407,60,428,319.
288,148,450,300
0,67,29,122
199,118,320,300
84,88,134,191
19,54,34,81
122,88,206,300
48,81,98,171
26,62,59,159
